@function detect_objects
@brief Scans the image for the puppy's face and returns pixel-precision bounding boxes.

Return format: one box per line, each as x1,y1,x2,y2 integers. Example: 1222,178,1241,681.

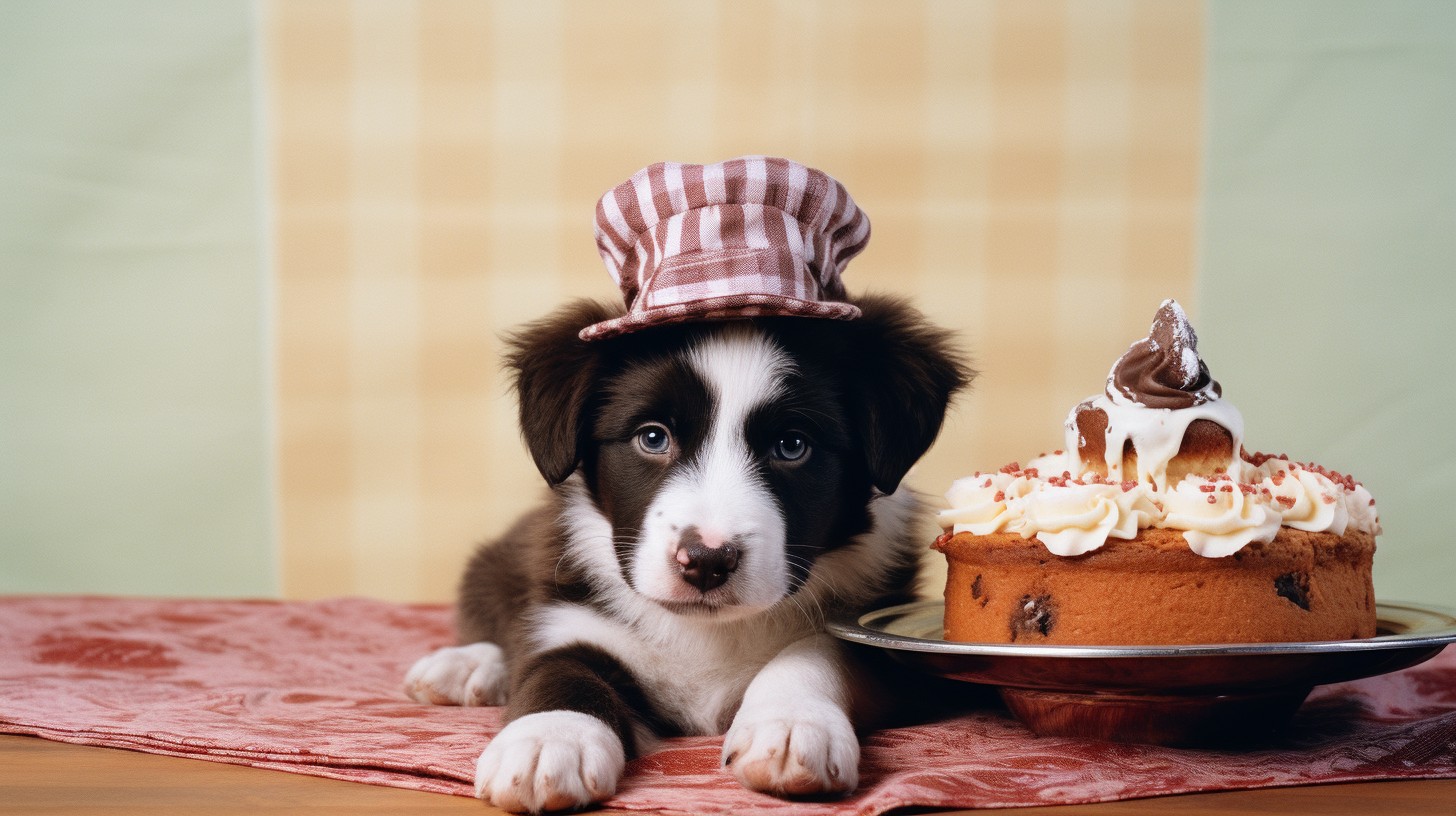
585,327,868,617
507,296,969,621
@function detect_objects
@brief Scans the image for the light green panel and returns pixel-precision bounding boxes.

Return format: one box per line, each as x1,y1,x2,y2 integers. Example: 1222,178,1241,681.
1201,2,1455,606
0,3,275,596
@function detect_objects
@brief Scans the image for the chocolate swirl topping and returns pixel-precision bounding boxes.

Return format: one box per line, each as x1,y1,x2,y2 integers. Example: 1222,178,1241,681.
1107,299,1221,409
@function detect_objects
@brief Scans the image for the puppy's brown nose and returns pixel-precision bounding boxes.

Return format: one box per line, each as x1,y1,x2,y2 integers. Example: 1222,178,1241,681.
675,527,740,593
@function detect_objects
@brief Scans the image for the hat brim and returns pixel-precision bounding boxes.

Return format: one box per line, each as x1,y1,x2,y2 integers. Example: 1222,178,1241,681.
578,294,861,341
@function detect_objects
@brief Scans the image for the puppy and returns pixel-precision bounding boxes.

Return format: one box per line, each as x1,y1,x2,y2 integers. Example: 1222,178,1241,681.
405,293,968,812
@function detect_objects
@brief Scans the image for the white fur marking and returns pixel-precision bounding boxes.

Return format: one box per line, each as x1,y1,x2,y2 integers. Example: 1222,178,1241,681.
403,642,508,707
475,711,625,813
630,329,794,611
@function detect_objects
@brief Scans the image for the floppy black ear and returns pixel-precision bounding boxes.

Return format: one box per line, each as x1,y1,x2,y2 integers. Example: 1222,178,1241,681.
503,300,621,485
842,294,972,494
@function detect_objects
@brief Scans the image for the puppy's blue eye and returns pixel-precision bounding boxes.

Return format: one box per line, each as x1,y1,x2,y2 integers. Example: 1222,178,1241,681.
636,425,672,455
773,433,810,462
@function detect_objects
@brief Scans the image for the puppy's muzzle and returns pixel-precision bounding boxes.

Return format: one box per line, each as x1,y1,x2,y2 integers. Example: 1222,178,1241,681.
675,527,741,593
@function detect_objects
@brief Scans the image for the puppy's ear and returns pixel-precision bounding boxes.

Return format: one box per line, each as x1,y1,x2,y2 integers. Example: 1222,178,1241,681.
842,294,972,494
503,300,620,485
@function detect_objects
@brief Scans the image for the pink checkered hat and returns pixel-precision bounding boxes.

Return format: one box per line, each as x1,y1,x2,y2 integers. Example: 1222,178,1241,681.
580,156,870,341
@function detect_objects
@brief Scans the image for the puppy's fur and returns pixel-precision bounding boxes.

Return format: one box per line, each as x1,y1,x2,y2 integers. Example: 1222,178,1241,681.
405,295,968,812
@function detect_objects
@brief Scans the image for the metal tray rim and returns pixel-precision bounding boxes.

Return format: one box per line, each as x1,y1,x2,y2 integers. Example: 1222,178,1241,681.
829,599,1456,659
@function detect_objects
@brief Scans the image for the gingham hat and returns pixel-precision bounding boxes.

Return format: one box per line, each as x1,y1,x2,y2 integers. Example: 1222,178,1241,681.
580,156,870,341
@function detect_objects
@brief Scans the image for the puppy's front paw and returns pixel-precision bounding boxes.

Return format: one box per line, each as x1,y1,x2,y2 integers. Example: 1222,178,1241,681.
403,642,508,706
722,703,859,797
475,711,624,813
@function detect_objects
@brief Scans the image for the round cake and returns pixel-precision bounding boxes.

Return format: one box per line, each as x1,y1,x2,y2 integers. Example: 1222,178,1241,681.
934,300,1380,645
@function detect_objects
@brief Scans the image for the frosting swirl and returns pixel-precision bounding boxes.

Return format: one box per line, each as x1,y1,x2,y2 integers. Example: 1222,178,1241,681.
1162,476,1282,557
1020,481,1164,556
940,472,1034,535
1258,461,1349,536
1069,299,1244,493
1108,299,1221,409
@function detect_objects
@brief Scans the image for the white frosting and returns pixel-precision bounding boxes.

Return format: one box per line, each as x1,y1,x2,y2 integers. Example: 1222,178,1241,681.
1068,391,1246,492
1162,477,1283,557
1345,482,1382,536
1020,482,1163,556
938,459,1379,560
1254,463,1349,536
939,473,1031,535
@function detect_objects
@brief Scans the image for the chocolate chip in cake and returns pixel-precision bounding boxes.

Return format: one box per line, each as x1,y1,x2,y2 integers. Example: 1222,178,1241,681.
971,574,990,608
1010,594,1057,641
1274,572,1311,611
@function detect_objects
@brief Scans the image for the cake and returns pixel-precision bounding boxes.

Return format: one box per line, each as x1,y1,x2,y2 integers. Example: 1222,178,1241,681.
934,300,1380,645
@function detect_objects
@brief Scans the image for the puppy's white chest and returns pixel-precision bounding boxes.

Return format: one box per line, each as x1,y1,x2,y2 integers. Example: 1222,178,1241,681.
531,603,798,735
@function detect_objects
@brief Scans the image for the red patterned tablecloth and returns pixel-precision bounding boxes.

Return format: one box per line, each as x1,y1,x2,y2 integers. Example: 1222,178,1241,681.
2,596,1453,814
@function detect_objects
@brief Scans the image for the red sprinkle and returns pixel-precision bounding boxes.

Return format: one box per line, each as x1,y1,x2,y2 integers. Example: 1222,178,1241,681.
1264,458,1360,492
1220,484,1234,492
1199,484,1217,493
1245,450,1291,466
1054,450,1064,456
1322,495,1336,504
993,491,1005,503
1276,496,1296,509
1000,462,1021,474
1206,495,1217,504
1024,468,1040,478
1120,480,1138,492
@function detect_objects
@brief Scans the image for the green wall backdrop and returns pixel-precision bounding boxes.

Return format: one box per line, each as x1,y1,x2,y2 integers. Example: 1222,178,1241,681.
1199,0,1455,606
0,2,275,596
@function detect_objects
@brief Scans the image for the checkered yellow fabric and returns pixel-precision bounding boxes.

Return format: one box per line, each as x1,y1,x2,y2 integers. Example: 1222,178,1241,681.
266,0,1203,601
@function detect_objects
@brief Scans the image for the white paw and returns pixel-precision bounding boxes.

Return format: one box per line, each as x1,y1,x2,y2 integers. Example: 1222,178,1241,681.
474,711,624,813
403,642,509,706
722,703,859,796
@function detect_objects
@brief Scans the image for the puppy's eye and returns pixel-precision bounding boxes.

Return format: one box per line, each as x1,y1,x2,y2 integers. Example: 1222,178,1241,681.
772,432,810,463
636,425,673,456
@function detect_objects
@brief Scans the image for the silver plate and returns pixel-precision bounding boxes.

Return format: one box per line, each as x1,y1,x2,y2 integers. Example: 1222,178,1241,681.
829,599,1456,693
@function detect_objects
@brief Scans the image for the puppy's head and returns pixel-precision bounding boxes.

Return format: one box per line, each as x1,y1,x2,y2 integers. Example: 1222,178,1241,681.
506,296,969,618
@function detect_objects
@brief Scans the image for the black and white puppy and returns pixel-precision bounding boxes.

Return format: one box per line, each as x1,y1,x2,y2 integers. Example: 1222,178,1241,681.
405,294,968,812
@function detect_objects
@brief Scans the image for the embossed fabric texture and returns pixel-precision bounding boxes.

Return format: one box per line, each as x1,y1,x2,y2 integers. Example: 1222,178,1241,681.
2,596,1453,814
